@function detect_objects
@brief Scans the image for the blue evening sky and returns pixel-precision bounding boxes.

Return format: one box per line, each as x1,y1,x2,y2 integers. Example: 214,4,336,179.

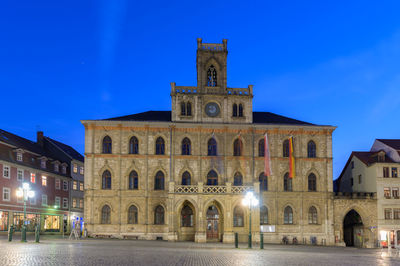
1,1,400,179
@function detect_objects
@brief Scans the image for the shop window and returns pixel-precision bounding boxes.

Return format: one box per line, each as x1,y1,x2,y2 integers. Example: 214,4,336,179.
44,215,60,231
0,211,9,231
14,213,40,232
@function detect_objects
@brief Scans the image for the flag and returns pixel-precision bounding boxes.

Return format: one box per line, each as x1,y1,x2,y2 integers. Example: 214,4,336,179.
289,136,295,178
264,133,272,177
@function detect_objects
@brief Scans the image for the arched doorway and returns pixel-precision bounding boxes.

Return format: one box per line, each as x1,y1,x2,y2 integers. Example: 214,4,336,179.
179,202,195,241
206,205,220,241
343,210,363,247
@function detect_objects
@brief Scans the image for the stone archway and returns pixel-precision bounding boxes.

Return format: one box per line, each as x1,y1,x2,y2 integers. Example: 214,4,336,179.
205,201,224,242
178,201,196,241
343,210,363,247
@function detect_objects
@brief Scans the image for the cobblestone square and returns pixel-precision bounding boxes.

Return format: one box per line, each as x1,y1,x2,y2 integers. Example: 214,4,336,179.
1,235,399,266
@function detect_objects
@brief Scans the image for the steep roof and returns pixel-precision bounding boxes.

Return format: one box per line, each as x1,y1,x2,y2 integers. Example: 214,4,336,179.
0,129,49,156
352,151,395,165
45,137,84,162
104,111,316,126
377,139,400,150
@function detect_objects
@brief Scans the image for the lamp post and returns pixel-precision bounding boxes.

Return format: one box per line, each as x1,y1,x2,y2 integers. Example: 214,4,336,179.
242,191,259,248
16,183,35,242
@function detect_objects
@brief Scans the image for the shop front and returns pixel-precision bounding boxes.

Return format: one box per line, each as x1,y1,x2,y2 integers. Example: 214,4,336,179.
13,213,40,232
0,211,9,231
43,215,61,232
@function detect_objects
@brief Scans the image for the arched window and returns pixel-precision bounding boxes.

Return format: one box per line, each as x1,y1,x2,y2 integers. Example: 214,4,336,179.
102,136,112,154
233,206,244,227
129,136,139,154
260,206,268,225
233,172,243,186
259,172,268,191
233,138,243,156
154,171,164,190
181,171,191,185
181,137,191,155
186,102,192,116
232,103,238,117
207,65,217,87
283,172,292,191
101,205,111,224
154,205,164,225
207,138,217,156
207,170,218,185
308,173,317,192
284,206,293,224
181,205,193,227
155,137,165,155
128,170,138,190
128,205,138,224
102,170,111,190
258,139,265,157
307,140,316,158
238,104,243,117
181,102,186,116
283,139,289,157
308,206,318,224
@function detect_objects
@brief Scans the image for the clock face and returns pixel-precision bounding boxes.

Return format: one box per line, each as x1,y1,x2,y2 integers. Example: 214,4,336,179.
205,102,220,117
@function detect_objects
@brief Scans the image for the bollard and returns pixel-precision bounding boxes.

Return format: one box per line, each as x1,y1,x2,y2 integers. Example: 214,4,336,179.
235,232,238,248
35,225,40,243
21,225,26,242
260,233,264,249
8,225,13,242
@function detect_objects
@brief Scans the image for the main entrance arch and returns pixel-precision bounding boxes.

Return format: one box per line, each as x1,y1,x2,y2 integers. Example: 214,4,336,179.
206,204,223,241
343,210,363,247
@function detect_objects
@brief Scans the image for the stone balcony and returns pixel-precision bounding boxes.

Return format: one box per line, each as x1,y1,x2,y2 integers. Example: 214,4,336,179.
172,182,253,195
334,192,377,199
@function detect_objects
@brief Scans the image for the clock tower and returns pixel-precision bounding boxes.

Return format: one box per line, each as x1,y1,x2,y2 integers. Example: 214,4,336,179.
171,38,253,123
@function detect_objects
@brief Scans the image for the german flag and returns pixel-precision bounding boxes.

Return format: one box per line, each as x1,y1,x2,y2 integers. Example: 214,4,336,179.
289,136,295,178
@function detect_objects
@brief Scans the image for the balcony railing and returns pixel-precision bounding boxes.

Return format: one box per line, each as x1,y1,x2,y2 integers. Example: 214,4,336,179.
174,184,253,195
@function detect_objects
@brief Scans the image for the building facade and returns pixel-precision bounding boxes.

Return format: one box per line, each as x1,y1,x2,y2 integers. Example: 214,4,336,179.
336,139,400,248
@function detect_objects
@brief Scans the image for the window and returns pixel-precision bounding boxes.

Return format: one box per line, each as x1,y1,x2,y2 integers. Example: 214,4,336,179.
181,171,191,185
233,138,243,156
238,104,243,117
260,206,268,225
378,153,385,162
207,138,217,156
62,165,66,174
128,205,138,224
0,211,8,231
79,199,84,209
207,65,217,87
2,188,10,201
284,206,293,224
16,152,22,162
73,164,77,173
73,181,77,190
42,176,47,186
17,169,23,181
72,198,77,208
101,205,111,224
154,205,164,225
383,167,389,178
358,174,362,184
129,171,138,190
233,206,244,227
129,136,139,154
308,206,318,224
80,166,84,175
181,138,191,155
232,103,237,117
392,187,399,198
307,140,316,158
384,187,391,198
54,164,59,172
392,168,398,178
207,170,218,186
308,173,316,192
155,137,165,155
41,159,46,169
283,139,289,157
233,172,243,186
181,101,186,116
3,165,10,179
102,170,112,190
55,179,61,190
55,197,60,208
30,173,36,183
384,208,392,220
259,172,268,191
394,209,400,220
181,205,193,227
42,195,48,206
29,196,36,205
284,172,292,191
63,181,68,191
154,171,164,190
186,102,192,116
102,136,112,154
79,182,84,191
258,139,265,157
62,198,68,208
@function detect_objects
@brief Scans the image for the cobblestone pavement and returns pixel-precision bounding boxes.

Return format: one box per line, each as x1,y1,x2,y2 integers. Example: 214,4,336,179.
0,235,399,266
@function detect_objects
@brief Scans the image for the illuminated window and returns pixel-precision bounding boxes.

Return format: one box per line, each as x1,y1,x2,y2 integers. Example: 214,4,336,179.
55,197,60,207
72,198,77,208
384,187,391,198
55,179,61,190
79,199,83,209
73,181,77,190
42,176,47,186
73,164,77,173
3,165,10,179
384,208,392,220
16,152,23,162
79,166,84,175
79,182,84,191
392,168,398,178
30,173,36,183
17,169,23,182
392,187,399,198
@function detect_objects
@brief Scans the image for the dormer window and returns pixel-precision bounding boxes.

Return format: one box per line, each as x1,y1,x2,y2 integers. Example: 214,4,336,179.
16,152,23,162
54,163,59,172
207,65,217,87
41,159,46,169
62,165,67,174
378,152,385,162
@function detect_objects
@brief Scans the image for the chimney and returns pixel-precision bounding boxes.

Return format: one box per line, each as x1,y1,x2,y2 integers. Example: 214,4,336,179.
37,131,44,147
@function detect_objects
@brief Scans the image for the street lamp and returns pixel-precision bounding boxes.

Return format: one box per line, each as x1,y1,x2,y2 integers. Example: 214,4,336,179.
242,191,259,248
16,183,35,242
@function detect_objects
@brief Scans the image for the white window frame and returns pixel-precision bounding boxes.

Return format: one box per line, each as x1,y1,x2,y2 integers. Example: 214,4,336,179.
16,152,23,162
80,166,84,175
42,175,47,187
80,182,84,191
30,173,36,183
55,196,61,208
55,178,61,190
73,181,77,190
63,181,68,191
3,165,10,179
17,169,24,182
73,164,78,173
2,187,10,201
42,194,48,206
62,198,68,208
